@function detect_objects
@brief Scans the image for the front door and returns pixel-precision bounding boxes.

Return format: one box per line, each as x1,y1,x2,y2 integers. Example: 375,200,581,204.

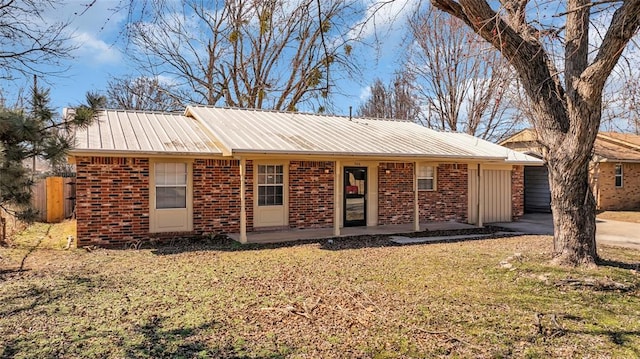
344,167,367,227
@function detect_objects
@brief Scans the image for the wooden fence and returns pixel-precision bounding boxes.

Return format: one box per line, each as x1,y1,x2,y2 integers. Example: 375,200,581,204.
31,176,76,223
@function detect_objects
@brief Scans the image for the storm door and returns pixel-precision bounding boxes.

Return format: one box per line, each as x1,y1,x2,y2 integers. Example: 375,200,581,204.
344,167,367,227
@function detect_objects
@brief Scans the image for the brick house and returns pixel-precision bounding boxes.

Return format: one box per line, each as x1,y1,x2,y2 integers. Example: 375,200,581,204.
501,129,640,212
69,106,540,247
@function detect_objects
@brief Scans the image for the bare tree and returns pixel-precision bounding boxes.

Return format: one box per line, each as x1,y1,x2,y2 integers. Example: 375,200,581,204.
0,0,75,80
601,53,640,133
431,0,640,266
126,0,357,112
407,5,518,141
357,72,421,121
106,75,183,112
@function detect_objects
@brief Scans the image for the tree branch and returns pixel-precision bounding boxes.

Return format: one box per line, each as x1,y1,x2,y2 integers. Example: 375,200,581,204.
581,1,640,94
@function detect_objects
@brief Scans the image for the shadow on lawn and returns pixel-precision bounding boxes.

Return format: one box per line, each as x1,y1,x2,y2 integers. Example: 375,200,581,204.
568,329,640,356
150,227,519,256
125,315,289,358
0,313,286,359
0,285,60,318
0,274,103,318
597,258,640,271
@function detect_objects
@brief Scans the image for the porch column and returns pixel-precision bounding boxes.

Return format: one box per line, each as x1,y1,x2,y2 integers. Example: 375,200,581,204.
414,161,420,231
240,158,247,243
334,160,341,236
477,163,484,227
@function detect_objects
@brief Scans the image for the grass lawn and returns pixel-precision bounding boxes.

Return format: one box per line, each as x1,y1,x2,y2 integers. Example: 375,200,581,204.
1,222,639,358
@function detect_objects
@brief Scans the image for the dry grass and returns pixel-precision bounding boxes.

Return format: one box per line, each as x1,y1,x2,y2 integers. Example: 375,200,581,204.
1,223,639,358
5,220,76,250
0,208,28,244
597,211,640,224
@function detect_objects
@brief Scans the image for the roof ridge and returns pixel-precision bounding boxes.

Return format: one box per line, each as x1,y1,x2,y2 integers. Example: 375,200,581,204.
185,105,413,123
99,108,185,115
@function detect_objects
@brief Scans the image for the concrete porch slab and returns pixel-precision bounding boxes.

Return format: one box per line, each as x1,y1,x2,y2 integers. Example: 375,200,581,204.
228,221,478,244
390,231,524,244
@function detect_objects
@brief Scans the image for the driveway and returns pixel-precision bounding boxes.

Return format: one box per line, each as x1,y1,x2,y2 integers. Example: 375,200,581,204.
492,213,640,250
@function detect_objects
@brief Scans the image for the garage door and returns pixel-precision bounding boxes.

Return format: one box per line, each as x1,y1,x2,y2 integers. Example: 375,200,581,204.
468,168,512,224
524,166,551,213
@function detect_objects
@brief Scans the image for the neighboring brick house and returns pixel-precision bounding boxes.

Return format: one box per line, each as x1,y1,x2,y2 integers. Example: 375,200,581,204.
69,106,540,247
501,129,640,212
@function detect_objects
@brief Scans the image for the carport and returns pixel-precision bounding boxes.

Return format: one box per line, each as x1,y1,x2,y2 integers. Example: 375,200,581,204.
524,165,551,213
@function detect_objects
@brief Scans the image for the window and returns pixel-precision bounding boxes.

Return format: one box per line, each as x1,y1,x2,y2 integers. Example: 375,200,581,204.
155,163,187,209
615,164,623,188
417,164,435,191
258,164,284,206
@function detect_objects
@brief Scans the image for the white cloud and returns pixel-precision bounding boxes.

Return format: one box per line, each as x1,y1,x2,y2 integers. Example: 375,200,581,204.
38,0,128,65
359,85,372,102
71,32,123,65
348,0,420,41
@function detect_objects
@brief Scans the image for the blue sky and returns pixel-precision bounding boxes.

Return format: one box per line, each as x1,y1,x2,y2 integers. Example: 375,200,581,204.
2,0,418,117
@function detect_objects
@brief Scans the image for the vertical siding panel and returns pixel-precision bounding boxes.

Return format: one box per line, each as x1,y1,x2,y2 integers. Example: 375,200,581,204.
477,169,511,223
507,169,513,220
469,169,513,224
492,170,498,222
496,170,500,222
486,170,493,222
484,170,489,222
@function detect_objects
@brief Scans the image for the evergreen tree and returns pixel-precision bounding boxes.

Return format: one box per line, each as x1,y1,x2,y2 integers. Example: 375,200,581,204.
0,85,101,225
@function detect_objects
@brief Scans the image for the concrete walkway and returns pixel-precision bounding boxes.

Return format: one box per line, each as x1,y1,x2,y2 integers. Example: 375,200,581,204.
492,213,640,250
491,213,554,235
229,213,640,250
229,221,476,244
596,218,640,250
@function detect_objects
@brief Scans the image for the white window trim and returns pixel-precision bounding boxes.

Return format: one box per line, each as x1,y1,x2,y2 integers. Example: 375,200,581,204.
253,160,289,228
150,159,193,233
615,163,623,188
417,163,437,191
155,162,188,209
257,164,285,206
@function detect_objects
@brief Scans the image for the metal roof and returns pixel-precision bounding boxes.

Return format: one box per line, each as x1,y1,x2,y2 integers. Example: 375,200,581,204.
186,106,540,163
71,106,541,164
72,109,224,155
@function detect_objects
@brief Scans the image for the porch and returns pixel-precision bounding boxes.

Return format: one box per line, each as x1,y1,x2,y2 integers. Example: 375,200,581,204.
228,221,477,244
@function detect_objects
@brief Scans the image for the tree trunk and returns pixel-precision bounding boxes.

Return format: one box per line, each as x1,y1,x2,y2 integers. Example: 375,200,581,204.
545,104,600,267
548,155,598,266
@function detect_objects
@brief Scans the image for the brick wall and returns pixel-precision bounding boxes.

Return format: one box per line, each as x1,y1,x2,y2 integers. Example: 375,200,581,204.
76,157,249,246
76,156,149,246
595,162,640,210
288,161,334,229
192,159,241,235
76,156,521,246
378,163,415,225
419,164,468,222
511,165,524,219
